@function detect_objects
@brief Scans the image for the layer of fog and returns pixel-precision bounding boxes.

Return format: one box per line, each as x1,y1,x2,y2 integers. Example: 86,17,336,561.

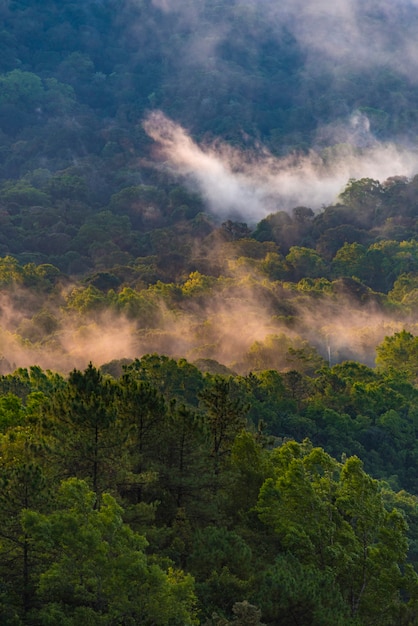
0,277,415,376
274,0,418,79
144,110,418,222
150,0,418,81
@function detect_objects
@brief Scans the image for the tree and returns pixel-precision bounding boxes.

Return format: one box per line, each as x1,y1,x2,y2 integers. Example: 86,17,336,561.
331,242,367,280
0,425,52,621
117,371,166,465
365,240,418,292
188,526,252,620
285,246,328,281
224,431,271,521
246,334,324,376
0,182,50,208
23,478,198,625
0,256,24,287
203,601,265,626
255,441,414,624
335,456,411,623
182,271,216,298
126,355,204,407
64,285,108,314
338,178,383,227
199,376,248,465
46,364,122,496
253,553,351,626
158,404,209,521
0,70,45,135
114,286,158,324
221,221,251,241
389,272,418,305
376,330,418,382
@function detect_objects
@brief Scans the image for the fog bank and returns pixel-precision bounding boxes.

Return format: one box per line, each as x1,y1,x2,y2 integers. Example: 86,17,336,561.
144,110,418,222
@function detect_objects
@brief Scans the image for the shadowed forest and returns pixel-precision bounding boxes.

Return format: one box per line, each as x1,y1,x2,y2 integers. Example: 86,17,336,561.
3,0,418,624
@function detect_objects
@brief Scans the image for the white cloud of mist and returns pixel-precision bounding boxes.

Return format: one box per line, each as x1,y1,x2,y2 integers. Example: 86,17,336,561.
298,298,405,367
0,286,276,374
278,0,418,78
143,110,418,222
0,276,416,376
0,307,139,374
149,0,418,80
136,1,418,224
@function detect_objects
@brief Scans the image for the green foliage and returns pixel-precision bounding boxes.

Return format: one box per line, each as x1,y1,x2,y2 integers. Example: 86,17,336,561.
338,178,383,216
65,285,109,314
5,2,418,622
0,256,24,286
246,333,325,375
0,358,417,622
0,423,52,620
23,478,198,626
254,554,351,626
0,70,44,109
226,431,271,517
0,393,24,431
46,363,123,495
285,246,328,281
376,330,418,381
182,272,216,298
113,286,159,323
332,242,367,279
0,182,50,207
256,441,413,624
126,355,205,407
199,376,248,460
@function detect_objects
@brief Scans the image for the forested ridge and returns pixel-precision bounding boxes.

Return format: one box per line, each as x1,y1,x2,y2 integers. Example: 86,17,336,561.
3,356,418,625
3,0,418,623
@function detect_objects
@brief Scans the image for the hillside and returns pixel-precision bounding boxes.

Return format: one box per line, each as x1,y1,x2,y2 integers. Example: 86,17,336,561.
3,1,418,624
1,1,418,372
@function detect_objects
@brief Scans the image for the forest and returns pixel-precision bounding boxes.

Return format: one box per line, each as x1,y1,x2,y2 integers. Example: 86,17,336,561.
3,0,418,624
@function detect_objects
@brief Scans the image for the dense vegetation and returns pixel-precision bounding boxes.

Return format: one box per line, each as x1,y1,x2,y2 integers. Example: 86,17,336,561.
4,0,418,624
3,356,418,625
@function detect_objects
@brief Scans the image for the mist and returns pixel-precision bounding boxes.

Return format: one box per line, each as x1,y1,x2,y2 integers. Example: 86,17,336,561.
273,0,418,79
2,0,418,376
0,271,413,377
143,110,418,222
150,0,418,80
